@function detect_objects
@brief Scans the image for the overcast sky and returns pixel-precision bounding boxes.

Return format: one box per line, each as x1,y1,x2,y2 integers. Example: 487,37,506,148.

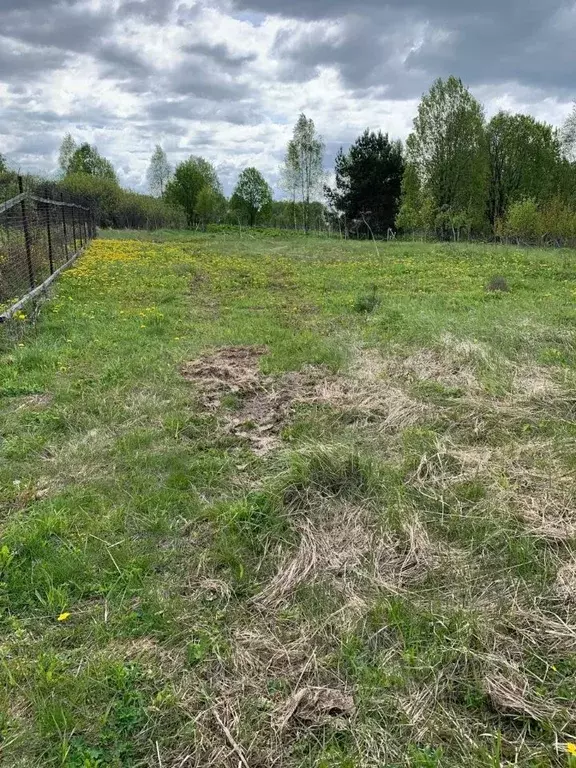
1,0,575,195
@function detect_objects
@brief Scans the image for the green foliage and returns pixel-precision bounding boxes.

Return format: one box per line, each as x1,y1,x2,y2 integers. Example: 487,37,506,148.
326,129,404,236
499,196,576,244
282,113,325,232
165,156,222,226
396,164,434,235
404,75,489,238
58,134,77,176
487,112,563,224
231,167,273,226
67,143,117,182
0,153,8,174
264,200,327,232
196,185,227,229
146,145,172,197
60,173,185,230
500,198,542,241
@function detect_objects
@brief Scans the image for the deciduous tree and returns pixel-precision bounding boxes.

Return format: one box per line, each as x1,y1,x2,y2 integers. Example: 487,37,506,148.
165,156,222,227
561,102,576,161
404,76,489,238
282,114,325,232
487,112,562,224
58,134,77,175
67,143,117,182
146,145,172,197
231,167,273,226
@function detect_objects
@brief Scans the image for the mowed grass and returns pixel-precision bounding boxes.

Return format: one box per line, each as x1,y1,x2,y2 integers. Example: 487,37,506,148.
1,232,576,767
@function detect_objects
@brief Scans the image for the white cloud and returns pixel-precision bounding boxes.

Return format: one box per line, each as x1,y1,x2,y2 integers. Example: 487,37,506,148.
1,0,573,195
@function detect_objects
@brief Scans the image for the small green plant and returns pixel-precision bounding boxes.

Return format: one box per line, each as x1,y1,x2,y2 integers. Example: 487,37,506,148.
408,745,444,767
186,631,217,666
281,445,380,503
486,275,510,292
353,284,381,313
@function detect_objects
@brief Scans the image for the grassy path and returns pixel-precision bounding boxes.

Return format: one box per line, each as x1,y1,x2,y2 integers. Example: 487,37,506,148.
1,233,576,766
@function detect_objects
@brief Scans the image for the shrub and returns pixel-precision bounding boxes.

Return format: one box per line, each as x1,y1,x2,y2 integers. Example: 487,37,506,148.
353,285,381,313
59,174,185,230
540,197,576,243
501,198,542,242
486,275,510,293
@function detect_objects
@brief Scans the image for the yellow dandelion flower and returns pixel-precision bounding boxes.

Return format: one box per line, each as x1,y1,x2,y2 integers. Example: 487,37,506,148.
567,743,576,756
57,612,71,622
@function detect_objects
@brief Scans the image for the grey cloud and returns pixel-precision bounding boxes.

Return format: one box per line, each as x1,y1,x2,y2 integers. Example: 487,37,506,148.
0,41,69,82
405,6,576,93
233,0,567,21
241,0,574,98
0,0,77,9
147,95,260,125
14,134,61,155
134,120,190,137
118,0,177,23
0,5,113,53
274,16,394,88
168,58,252,101
182,41,257,68
96,42,154,85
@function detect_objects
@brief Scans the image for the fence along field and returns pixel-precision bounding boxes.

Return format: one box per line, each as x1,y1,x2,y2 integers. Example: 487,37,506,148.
0,176,95,321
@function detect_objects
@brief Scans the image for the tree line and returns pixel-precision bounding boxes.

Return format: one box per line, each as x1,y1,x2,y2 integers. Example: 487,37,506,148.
397,76,576,243
3,78,576,241
136,83,576,244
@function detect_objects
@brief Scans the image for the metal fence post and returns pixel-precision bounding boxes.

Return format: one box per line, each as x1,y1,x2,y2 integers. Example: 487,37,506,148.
61,193,69,258
45,186,54,274
71,205,77,252
18,176,35,289
78,207,84,248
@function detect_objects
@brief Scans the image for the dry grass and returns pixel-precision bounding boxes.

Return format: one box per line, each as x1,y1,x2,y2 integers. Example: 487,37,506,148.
3,235,576,767
176,338,576,765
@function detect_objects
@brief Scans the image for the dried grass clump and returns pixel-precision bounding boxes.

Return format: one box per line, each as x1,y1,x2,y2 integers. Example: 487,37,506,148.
484,670,556,722
510,364,562,398
277,686,355,730
392,347,480,391
556,559,576,602
510,607,576,655
253,502,441,610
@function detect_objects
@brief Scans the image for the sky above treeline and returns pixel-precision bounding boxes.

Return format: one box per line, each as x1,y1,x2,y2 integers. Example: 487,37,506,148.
1,0,575,195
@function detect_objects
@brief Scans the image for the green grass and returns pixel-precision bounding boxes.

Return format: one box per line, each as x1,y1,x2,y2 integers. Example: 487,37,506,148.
1,231,576,766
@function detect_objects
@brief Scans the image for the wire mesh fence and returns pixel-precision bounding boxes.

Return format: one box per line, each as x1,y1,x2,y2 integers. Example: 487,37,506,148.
0,176,95,320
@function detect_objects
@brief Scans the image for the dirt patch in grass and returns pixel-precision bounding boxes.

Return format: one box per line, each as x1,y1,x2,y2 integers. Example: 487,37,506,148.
182,346,431,454
182,346,315,454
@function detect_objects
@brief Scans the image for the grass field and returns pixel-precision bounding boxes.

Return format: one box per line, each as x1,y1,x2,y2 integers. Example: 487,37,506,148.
1,232,576,767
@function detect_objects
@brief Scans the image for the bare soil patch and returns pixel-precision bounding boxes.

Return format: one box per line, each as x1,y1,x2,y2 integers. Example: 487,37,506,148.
182,346,431,454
